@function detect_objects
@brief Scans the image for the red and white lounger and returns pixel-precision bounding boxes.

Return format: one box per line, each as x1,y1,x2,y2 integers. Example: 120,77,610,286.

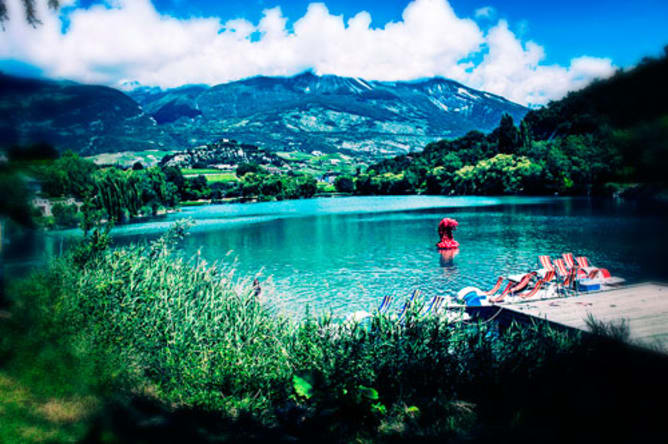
562,252,587,277
553,258,580,294
490,272,538,303
537,255,557,279
492,272,555,303
575,256,625,285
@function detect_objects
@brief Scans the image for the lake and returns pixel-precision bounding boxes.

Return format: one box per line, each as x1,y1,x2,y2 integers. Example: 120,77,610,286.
4,196,668,317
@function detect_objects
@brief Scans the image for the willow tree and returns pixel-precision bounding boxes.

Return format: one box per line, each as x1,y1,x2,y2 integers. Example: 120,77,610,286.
0,0,59,26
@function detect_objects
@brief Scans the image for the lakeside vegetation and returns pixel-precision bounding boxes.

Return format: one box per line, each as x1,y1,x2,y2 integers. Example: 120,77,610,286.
0,147,323,229
2,224,667,442
339,50,668,197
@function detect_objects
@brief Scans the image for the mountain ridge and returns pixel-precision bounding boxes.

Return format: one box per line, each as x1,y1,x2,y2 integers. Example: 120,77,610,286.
1,71,528,158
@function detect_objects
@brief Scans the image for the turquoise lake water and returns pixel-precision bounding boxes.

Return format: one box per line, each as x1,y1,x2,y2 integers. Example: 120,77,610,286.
5,196,668,317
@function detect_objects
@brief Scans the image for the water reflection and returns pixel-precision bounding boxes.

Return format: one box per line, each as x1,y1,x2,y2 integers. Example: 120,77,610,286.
3,196,668,317
439,248,459,267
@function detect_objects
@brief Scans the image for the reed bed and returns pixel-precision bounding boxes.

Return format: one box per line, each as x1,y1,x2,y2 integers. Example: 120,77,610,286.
2,223,667,442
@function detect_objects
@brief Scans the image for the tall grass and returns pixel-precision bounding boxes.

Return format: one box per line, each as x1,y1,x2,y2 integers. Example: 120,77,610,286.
2,223,668,442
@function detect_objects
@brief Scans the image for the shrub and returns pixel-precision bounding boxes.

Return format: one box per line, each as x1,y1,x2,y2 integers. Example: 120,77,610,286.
334,175,354,193
51,202,81,227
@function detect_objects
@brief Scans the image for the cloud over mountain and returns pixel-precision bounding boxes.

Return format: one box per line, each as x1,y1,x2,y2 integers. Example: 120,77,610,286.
0,0,615,105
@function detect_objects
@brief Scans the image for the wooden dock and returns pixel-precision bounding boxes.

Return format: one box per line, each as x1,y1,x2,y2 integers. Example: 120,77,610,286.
468,283,668,352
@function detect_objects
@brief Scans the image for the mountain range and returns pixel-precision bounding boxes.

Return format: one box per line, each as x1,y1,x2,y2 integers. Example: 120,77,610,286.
1,72,528,159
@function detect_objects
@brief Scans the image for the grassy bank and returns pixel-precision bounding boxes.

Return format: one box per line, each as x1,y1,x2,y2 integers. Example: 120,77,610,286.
1,223,667,443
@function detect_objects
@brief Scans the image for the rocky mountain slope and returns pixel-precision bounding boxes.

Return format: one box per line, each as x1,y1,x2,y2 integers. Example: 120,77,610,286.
1,72,528,158
133,72,528,158
0,74,176,155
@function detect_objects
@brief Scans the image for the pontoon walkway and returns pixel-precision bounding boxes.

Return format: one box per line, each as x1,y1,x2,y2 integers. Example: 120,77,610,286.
466,283,668,353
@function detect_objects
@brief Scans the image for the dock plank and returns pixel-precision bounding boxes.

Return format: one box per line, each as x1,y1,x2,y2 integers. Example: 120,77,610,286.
499,283,668,352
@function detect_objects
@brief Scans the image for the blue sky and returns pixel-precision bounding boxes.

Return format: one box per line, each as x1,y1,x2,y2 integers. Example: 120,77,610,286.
1,0,666,105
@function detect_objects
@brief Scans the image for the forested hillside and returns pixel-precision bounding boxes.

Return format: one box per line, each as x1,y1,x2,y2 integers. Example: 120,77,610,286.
347,49,668,196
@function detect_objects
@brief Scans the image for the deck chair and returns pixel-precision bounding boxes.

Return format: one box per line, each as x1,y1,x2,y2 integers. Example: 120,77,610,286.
518,277,548,299
575,256,611,279
563,267,577,288
482,276,505,296
397,289,420,322
542,270,556,282
562,253,587,277
490,272,536,303
487,282,514,303
553,258,570,278
537,255,557,279
538,255,555,271
377,294,394,314
455,277,507,305
422,295,445,316
554,259,578,295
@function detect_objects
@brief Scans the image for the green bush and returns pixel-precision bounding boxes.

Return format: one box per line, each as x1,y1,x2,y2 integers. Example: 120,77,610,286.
51,202,81,228
454,154,543,195
334,175,354,193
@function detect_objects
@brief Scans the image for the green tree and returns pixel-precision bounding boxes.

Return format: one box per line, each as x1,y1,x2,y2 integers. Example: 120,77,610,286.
183,175,211,200
236,162,264,177
259,175,284,198
354,173,373,195
519,119,533,149
51,202,80,228
294,174,317,198
455,154,543,195
40,151,96,198
162,166,186,199
334,176,354,193
498,113,519,154
239,173,262,198
93,168,131,222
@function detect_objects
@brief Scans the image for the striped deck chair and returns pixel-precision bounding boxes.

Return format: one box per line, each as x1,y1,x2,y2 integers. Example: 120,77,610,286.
553,258,569,278
538,255,557,280
562,253,587,277
562,252,576,269
482,276,505,296
422,295,445,316
562,267,577,288
397,289,420,322
518,277,548,299
432,296,445,314
542,270,556,282
490,272,536,303
377,294,394,314
538,255,555,271
489,282,515,303
576,256,611,279
554,259,578,295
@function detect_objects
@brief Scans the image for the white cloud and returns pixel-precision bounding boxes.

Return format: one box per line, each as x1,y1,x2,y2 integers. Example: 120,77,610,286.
0,0,615,105
466,21,615,105
474,6,496,20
